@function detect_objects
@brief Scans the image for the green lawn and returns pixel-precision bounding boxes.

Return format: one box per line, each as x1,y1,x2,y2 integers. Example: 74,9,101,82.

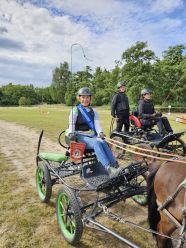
0,105,185,141
0,105,113,142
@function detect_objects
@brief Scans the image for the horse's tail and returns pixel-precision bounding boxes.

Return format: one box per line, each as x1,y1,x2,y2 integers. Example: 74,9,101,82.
147,169,160,235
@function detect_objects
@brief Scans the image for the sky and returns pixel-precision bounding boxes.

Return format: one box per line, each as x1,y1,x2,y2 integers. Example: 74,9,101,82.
0,0,186,87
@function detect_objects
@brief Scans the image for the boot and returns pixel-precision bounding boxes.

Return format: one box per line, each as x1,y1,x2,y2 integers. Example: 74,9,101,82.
107,166,122,178
111,161,119,168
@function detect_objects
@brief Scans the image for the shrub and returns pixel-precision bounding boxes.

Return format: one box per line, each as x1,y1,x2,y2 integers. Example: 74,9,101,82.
18,97,31,106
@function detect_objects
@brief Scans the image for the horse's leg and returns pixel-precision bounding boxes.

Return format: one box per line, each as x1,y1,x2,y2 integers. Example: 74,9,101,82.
156,213,176,248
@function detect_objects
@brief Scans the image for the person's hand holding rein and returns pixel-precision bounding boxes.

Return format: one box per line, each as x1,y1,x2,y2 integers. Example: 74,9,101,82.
155,112,162,117
151,112,162,118
99,132,106,139
68,133,77,141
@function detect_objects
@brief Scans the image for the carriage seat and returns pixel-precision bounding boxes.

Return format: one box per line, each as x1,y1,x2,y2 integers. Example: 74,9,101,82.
39,152,68,162
130,112,155,131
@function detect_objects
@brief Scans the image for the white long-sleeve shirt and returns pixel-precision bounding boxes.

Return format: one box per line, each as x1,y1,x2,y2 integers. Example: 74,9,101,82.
67,106,103,136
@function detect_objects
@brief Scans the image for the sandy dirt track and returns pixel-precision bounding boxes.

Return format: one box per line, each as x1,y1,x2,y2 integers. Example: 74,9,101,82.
0,120,63,186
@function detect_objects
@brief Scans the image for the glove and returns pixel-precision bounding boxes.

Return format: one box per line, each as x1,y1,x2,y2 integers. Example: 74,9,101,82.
155,112,162,117
99,132,106,139
68,133,77,141
151,113,156,117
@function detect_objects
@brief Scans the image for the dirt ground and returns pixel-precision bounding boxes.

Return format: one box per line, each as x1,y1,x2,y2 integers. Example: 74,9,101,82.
0,119,157,248
0,120,63,187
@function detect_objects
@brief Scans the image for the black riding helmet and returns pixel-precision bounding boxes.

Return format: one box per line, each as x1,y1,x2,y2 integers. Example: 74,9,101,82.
117,81,126,89
77,87,93,96
141,88,152,96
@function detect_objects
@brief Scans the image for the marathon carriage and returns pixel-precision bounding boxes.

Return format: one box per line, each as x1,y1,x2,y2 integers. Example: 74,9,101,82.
110,114,186,160
36,130,148,247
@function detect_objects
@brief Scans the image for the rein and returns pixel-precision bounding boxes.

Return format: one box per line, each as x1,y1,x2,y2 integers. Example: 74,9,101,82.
106,137,183,158
105,137,186,164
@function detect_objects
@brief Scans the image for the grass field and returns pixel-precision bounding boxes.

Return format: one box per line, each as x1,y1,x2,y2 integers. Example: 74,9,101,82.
0,105,186,248
0,105,113,142
0,105,185,141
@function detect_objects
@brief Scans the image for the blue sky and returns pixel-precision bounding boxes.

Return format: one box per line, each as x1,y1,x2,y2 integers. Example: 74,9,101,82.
0,0,186,86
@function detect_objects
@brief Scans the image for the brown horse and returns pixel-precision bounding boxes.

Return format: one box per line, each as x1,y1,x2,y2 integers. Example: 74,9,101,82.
147,160,186,248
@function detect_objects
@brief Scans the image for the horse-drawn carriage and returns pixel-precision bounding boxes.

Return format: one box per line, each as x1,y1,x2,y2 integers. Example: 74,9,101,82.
36,129,186,247
110,114,186,159
36,130,149,247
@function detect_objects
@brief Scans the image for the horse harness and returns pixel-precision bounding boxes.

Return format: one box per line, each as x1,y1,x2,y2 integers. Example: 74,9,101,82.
157,178,186,247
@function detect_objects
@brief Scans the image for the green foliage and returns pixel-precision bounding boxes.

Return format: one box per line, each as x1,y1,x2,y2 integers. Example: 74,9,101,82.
50,62,71,103
35,87,53,104
18,97,31,106
121,41,157,104
162,45,185,65
0,83,39,106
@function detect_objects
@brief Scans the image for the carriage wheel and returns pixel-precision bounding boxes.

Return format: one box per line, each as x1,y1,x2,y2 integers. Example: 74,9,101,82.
162,138,186,156
110,134,125,159
131,143,155,163
56,186,83,245
132,173,148,206
36,163,52,203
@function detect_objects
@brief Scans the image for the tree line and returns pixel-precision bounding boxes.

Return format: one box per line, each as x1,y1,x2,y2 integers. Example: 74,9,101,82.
0,41,186,107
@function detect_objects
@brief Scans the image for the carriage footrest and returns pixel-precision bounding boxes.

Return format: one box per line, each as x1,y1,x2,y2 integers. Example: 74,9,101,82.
39,152,68,162
51,166,80,178
82,162,109,189
58,170,80,178
85,175,110,189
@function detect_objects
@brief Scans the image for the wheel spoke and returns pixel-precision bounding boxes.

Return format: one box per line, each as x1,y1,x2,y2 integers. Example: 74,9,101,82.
67,216,75,234
60,200,67,215
39,170,44,178
59,212,65,217
69,220,75,234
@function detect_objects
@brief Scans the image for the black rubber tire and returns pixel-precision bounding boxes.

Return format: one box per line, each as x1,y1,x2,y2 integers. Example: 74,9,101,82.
56,186,83,245
162,138,186,156
131,173,148,206
110,133,125,159
36,163,52,203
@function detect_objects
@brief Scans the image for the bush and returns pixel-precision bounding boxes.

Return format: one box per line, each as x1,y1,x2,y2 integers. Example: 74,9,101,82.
18,97,31,106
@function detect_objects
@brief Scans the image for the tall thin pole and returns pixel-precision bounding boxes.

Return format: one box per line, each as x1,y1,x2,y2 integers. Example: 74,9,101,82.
70,43,92,133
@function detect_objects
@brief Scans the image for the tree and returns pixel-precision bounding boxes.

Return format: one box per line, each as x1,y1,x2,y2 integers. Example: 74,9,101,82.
35,87,54,104
162,45,185,65
121,41,157,104
0,83,38,105
50,62,71,103
157,45,186,105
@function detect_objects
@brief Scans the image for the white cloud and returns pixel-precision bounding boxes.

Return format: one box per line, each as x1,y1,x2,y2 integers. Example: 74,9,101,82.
150,0,183,13
0,0,186,86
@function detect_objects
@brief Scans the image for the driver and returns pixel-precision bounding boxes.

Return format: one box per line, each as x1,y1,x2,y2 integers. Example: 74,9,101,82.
67,87,120,176
138,88,173,136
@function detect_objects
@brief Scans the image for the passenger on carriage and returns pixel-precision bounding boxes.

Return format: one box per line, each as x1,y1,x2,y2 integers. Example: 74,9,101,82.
67,87,120,176
111,81,130,132
137,88,173,137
